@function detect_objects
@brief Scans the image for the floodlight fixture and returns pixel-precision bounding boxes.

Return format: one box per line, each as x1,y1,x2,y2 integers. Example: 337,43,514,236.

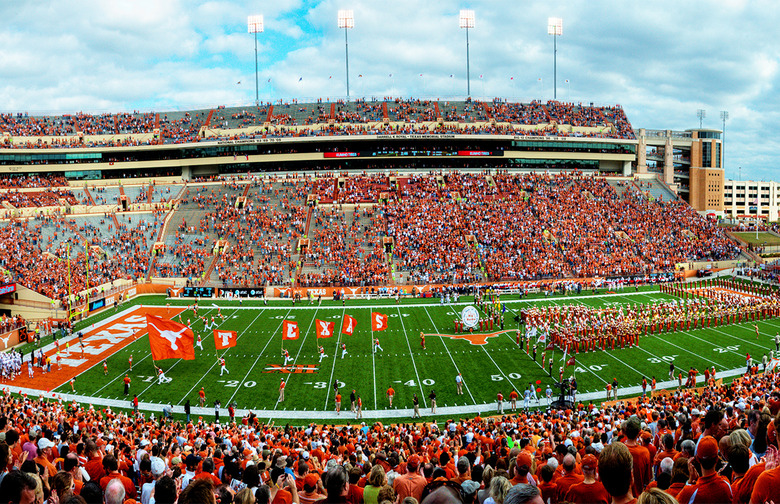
338,10,354,98
248,15,264,106
547,17,563,99
460,10,475,96
697,109,706,128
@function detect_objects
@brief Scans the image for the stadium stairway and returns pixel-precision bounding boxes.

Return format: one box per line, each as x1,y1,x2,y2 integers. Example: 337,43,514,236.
643,178,678,202
83,187,97,206
606,179,634,197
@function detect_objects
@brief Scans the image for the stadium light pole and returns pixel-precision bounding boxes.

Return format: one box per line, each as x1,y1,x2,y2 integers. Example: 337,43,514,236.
697,109,706,129
547,17,562,100
459,10,475,97
247,15,264,107
720,110,728,172
338,10,354,99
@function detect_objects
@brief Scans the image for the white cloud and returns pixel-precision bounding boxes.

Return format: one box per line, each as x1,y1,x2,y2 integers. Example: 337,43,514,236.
0,0,778,179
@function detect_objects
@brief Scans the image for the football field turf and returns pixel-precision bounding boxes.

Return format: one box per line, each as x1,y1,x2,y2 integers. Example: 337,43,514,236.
48,287,780,423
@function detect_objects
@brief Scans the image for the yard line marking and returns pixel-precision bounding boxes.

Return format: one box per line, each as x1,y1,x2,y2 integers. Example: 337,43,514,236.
422,305,476,405
273,307,319,410
371,308,377,410
177,308,265,405
323,308,345,410
707,325,773,353
644,331,728,368
396,306,428,408
227,308,293,406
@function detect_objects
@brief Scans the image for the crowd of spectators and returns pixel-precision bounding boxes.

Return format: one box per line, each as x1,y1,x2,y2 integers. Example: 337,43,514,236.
383,172,738,282
300,206,389,287
0,212,162,304
0,99,635,150
196,178,311,287
0,189,79,208
0,366,780,504
0,171,742,298
0,174,69,189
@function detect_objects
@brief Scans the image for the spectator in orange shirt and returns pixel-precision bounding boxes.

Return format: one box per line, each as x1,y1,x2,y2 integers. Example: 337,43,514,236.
99,454,137,500
537,465,558,504
452,456,471,486
564,454,609,504
622,416,652,497
33,438,57,479
510,452,535,486
555,454,584,502
599,443,636,504
675,436,732,504
195,457,222,486
392,454,426,503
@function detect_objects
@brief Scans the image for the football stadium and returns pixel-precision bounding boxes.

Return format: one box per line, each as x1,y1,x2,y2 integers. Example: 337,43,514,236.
1,3,780,504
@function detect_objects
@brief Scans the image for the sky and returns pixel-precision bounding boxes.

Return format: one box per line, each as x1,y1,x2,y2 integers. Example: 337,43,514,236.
0,0,778,181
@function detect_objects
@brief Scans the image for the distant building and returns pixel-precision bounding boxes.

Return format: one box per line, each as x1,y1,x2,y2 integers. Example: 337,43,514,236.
723,179,779,221
634,128,724,213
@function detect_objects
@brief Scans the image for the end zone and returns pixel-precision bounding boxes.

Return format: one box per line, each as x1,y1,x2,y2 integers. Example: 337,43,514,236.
10,305,185,392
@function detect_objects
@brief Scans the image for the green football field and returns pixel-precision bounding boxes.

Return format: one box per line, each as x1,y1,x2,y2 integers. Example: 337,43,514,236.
50,285,780,423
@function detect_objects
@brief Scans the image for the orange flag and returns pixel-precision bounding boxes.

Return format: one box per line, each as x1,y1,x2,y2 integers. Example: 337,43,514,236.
371,312,388,331
282,320,299,340
213,329,238,350
315,319,335,338
341,314,357,336
146,314,195,361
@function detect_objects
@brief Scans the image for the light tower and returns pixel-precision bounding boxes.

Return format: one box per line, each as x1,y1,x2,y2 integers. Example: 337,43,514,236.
338,9,354,98
547,17,562,100
459,10,475,97
247,14,264,106
697,109,706,128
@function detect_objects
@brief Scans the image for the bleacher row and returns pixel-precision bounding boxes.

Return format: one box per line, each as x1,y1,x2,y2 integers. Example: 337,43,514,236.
0,182,178,209
0,99,635,149
0,171,740,305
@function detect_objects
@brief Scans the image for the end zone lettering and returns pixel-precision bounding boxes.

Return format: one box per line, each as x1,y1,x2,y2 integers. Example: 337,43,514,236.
263,364,319,374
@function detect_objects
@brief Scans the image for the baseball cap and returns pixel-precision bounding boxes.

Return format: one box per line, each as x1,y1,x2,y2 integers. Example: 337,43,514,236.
301,450,310,461
151,457,166,476
517,451,533,469
696,436,719,460
581,454,598,471
303,473,319,490
407,454,421,470
185,453,202,466
140,439,150,448
37,438,54,450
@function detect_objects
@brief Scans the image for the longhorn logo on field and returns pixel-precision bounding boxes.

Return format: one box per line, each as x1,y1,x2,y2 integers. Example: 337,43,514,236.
428,329,513,346
149,323,189,350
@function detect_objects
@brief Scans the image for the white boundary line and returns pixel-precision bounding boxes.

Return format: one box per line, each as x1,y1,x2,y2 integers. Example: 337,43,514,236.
422,305,476,405
272,307,320,410
396,306,428,408
323,308,345,410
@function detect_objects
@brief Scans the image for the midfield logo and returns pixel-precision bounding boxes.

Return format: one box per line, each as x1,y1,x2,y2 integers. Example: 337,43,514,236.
263,364,319,374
